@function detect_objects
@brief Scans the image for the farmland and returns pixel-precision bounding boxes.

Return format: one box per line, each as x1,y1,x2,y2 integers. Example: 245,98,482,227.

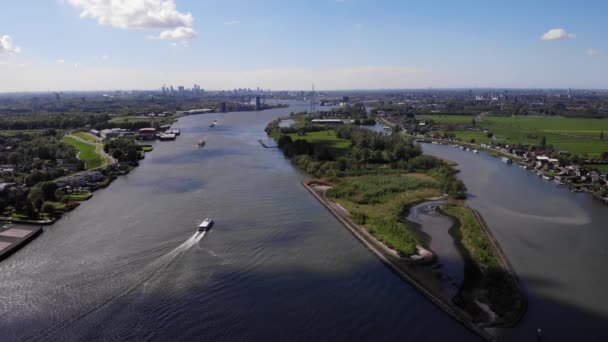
421,115,608,156
418,115,476,124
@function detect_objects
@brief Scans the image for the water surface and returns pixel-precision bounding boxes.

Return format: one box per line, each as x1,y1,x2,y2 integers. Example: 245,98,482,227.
0,103,479,341
423,143,608,341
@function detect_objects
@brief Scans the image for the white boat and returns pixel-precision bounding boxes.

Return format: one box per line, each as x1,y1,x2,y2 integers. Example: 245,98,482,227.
198,218,214,232
210,122,216,127
197,138,206,147
473,149,479,153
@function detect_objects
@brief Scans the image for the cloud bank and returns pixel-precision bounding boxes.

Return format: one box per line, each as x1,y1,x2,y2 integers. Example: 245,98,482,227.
68,0,196,39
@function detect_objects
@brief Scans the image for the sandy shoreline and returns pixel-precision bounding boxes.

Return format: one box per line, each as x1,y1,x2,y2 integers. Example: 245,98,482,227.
302,180,495,341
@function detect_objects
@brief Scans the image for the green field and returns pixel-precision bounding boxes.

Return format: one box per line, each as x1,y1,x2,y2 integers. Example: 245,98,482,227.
418,115,476,124
431,116,608,156
73,132,98,143
67,192,92,201
63,136,103,169
288,130,352,152
326,174,442,256
587,164,608,172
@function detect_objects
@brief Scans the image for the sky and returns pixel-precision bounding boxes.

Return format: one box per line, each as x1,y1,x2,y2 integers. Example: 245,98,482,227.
0,0,607,91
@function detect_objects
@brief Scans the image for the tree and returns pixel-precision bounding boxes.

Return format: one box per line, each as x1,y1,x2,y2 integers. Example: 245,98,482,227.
54,188,66,202
540,136,547,147
112,149,123,160
40,182,58,201
126,149,139,162
277,135,293,148
601,132,604,140
8,152,20,165
337,157,347,171
27,187,45,210
41,202,56,216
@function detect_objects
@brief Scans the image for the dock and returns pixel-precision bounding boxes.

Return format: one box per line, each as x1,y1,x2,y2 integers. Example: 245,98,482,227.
0,224,43,262
258,139,278,148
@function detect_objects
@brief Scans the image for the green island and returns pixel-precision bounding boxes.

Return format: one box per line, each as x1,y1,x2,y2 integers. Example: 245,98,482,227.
439,205,524,324
266,113,524,329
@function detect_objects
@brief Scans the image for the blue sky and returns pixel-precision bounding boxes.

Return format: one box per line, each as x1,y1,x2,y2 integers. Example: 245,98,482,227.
1,0,607,91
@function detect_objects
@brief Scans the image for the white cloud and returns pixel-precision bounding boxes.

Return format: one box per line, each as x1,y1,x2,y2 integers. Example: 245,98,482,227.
224,20,240,26
170,40,189,48
156,26,195,40
0,35,21,54
101,54,109,60
68,0,196,39
587,48,601,56
540,28,575,41
57,59,66,64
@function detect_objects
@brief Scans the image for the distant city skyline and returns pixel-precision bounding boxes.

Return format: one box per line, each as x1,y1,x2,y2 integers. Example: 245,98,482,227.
1,0,607,92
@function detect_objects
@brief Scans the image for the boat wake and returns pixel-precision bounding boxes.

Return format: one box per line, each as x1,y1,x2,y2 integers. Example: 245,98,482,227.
152,231,206,266
496,206,591,225
18,231,207,342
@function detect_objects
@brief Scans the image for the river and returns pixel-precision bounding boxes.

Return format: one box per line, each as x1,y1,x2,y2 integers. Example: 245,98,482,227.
423,143,608,341
0,102,480,341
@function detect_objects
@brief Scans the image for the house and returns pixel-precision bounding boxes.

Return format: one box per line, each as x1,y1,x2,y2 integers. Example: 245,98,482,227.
138,128,156,140
100,129,120,139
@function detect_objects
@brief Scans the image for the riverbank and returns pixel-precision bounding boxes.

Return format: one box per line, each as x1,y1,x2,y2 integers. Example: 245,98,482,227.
303,180,495,341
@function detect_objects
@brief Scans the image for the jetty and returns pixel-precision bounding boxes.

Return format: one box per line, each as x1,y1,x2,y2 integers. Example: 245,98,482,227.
0,224,43,262
258,139,278,148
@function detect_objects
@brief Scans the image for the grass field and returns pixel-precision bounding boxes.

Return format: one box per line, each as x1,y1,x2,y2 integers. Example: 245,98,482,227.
288,130,352,152
428,115,608,156
326,174,442,256
73,132,98,143
587,164,608,172
63,136,103,169
67,192,92,201
418,115,476,124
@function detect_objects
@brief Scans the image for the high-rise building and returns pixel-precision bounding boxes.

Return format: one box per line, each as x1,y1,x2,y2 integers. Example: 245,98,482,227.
255,96,261,111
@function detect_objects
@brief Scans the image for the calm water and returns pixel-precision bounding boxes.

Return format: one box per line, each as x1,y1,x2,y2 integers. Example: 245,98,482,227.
423,143,608,341
0,103,479,341
407,201,465,298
